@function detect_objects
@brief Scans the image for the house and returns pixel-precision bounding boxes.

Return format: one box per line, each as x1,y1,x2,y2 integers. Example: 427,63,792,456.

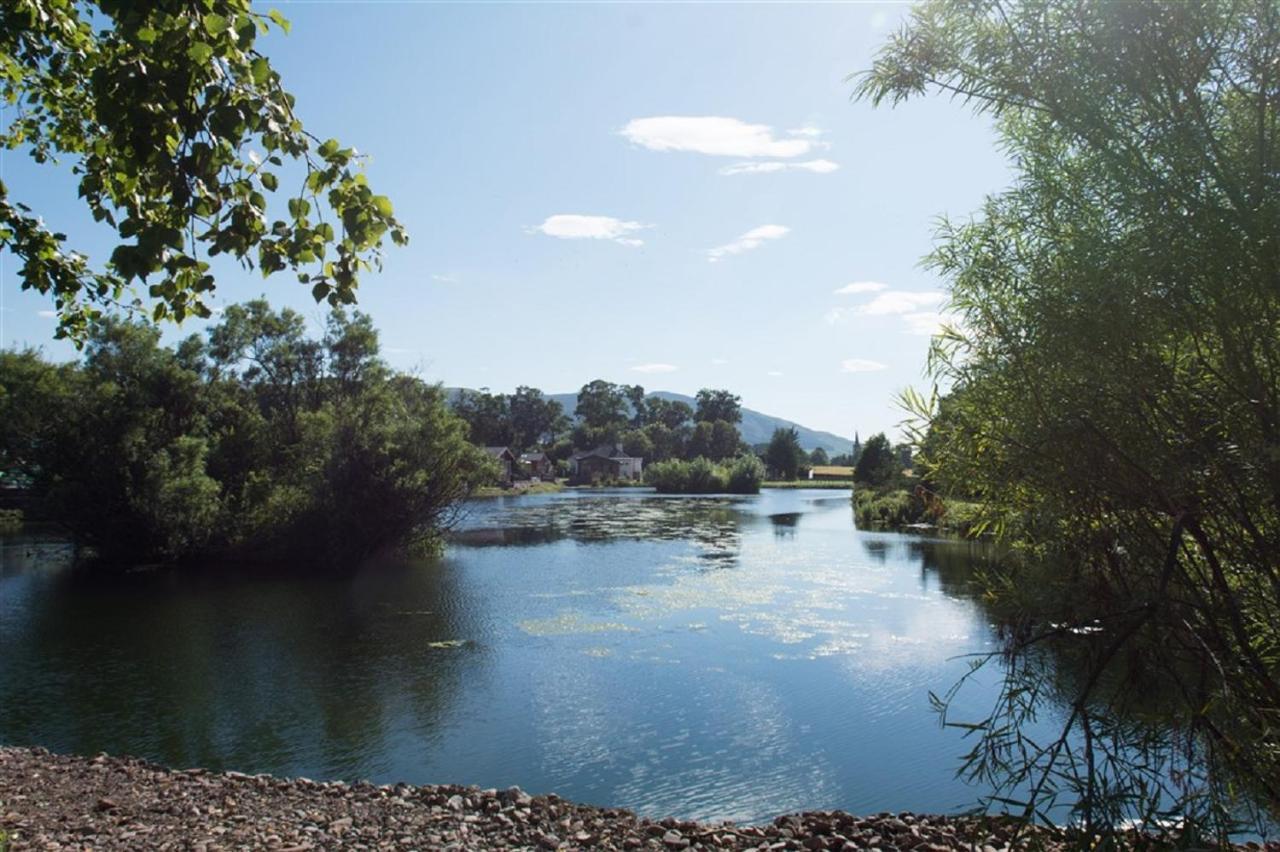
569,445,643,484
808,465,855,481
519,451,554,480
483,446,517,484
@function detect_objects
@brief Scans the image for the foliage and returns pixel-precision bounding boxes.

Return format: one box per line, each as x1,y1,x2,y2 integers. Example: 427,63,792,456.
0,301,490,564
853,432,900,487
0,0,404,341
809,447,829,465
0,508,22,533
452,388,513,448
645,397,693,430
694,388,742,424
621,429,654,461
861,0,1280,837
687,419,741,462
575,379,630,429
764,427,805,480
644,455,760,495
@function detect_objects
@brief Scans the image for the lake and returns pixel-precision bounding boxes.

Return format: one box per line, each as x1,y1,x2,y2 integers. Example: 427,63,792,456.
0,488,1041,824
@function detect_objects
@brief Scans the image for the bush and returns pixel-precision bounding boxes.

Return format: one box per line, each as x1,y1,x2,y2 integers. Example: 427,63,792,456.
726,454,765,494
644,455,760,494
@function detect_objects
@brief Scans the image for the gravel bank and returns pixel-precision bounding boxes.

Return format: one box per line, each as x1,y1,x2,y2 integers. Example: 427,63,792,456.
0,747,1269,850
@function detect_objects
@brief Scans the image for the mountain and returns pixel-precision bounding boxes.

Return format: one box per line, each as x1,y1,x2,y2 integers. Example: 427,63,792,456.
544,391,854,455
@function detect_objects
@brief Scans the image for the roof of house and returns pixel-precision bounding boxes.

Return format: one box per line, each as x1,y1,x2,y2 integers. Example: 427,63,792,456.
519,452,548,463
484,446,515,459
810,465,855,477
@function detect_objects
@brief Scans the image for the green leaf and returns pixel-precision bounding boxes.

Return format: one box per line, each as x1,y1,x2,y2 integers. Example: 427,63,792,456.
318,138,339,158
268,9,292,34
311,281,331,301
250,57,270,86
372,195,394,218
203,14,229,36
136,27,158,44
260,173,278,191
187,42,215,65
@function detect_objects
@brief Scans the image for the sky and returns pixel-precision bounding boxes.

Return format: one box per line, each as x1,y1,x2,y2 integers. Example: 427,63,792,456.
0,1,1012,441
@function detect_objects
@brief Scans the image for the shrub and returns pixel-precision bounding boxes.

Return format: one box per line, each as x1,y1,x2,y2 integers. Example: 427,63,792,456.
726,454,765,494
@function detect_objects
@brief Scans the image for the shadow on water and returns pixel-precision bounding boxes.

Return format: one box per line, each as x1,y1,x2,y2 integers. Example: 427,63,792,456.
0,533,477,782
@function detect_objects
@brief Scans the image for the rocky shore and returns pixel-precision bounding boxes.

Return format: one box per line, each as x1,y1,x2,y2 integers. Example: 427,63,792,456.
0,747,1270,851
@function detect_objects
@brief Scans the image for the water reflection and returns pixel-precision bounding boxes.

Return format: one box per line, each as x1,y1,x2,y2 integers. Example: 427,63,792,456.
1,490,1036,824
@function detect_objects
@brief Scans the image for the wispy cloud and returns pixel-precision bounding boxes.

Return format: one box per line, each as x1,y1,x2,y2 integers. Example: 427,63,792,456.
901,311,961,336
841,358,887,373
856,290,946,316
766,370,784,377
833,281,887,295
530,214,649,247
719,159,839,176
36,310,56,319
787,126,825,139
707,224,789,263
630,363,678,374
621,116,813,159
711,357,729,365
431,273,459,284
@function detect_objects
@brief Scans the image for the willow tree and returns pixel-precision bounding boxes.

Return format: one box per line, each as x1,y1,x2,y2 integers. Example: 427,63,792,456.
1,0,405,340
860,0,1280,839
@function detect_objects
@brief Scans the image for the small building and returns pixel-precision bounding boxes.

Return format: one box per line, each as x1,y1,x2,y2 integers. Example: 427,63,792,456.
569,445,643,484
808,465,855,481
483,446,517,484
519,451,554,480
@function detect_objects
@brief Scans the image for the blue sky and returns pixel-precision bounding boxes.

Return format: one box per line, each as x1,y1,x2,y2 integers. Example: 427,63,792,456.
0,1,1010,440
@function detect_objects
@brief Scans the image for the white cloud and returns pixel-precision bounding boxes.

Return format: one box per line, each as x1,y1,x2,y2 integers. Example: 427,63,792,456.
823,307,849,326
901,311,964,336
711,357,729,365
833,281,887,295
788,126,825,138
766,370,784,377
707,224,789,262
630,363,678,374
840,358,888,373
431,273,459,284
530,214,649,246
871,9,890,29
36,310,56,319
620,116,812,159
856,290,946,316
719,159,839,176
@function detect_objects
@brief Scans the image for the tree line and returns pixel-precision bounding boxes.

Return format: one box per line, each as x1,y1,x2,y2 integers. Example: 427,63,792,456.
0,300,493,565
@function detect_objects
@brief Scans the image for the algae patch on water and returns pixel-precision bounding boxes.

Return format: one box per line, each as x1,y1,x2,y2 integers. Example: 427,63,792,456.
518,611,637,637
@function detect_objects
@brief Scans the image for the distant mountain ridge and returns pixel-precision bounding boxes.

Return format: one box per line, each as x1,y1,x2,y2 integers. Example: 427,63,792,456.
445,387,853,454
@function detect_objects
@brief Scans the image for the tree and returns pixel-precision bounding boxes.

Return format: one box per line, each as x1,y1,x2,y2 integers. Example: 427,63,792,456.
862,0,1280,835
575,380,628,430
765,427,804,480
2,303,487,563
810,447,829,466
452,388,512,448
0,1,405,340
641,421,684,462
852,433,898,488
621,429,653,462
509,386,563,452
624,384,647,427
646,397,693,430
694,388,742,424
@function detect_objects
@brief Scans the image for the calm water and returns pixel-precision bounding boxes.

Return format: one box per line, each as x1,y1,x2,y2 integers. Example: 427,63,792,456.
0,489,1040,823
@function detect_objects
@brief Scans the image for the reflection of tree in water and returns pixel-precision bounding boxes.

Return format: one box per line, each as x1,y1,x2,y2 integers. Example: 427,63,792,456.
0,554,477,782
450,496,746,567
767,512,801,540
898,537,1276,839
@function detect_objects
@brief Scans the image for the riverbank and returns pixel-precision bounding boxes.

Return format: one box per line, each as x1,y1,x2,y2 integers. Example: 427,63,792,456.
471,481,566,498
0,747,1263,851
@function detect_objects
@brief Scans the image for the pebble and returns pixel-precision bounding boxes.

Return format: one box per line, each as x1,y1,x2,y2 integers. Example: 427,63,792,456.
0,746,1272,851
